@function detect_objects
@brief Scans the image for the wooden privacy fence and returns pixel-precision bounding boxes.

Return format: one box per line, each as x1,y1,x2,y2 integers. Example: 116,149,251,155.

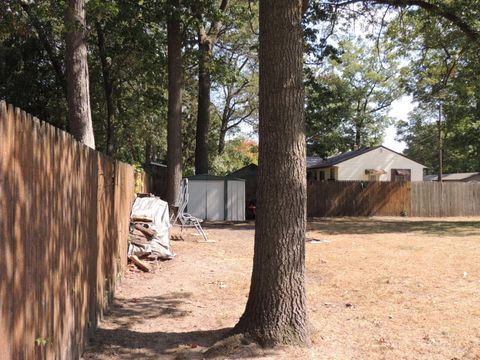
307,181,411,217
0,102,138,359
411,182,480,217
307,181,480,217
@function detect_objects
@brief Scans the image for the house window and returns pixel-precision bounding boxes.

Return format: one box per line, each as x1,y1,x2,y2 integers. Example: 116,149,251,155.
365,169,385,181
329,168,336,180
319,171,325,181
391,169,411,182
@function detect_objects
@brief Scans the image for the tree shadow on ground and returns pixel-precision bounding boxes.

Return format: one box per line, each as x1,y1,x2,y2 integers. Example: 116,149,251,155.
102,292,194,329
84,292,276,359
202,219,480,237
307,218,480,237
203,222,255,232
86,327,229,359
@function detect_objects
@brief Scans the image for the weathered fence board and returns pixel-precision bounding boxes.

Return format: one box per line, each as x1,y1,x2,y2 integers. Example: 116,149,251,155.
308,181,480,217
0,102,139,359
411,182,480,217
307,181,411,217
0,102,14,358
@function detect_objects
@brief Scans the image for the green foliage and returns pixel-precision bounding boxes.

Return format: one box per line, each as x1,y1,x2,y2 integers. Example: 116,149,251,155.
88,0,169,161
2,0,478,176
306,38,401,157
0,1,67,128
305,72,353,157
0,0,168,164
387,2,480,173
210,138,258,175
398,104,480,174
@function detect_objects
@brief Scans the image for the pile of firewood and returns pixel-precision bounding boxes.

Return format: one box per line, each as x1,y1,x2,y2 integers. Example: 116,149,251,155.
127,198,175,272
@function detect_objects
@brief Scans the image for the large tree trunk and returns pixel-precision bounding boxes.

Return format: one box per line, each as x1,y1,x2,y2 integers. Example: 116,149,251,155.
194,39,211,174
233,0,310,347
355,121,361,148
95,21,115,156
192,0,229,174
65,0,95,148
218,125,227,155
218,101,229,154
166,0,184,205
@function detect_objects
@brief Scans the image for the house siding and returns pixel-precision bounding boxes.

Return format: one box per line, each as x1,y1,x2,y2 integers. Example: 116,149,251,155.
336,147,425,181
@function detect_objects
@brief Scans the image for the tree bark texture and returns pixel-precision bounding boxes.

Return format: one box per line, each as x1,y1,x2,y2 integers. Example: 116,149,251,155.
166,0,184,205
218,125,227,155
218,91,231,154
65,0,95,148
233,0,310,346
194,39,212,175
355,121,362,148
96,21,115,156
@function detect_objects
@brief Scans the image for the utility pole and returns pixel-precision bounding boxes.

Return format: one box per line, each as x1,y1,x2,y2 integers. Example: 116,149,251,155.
437,103,443,182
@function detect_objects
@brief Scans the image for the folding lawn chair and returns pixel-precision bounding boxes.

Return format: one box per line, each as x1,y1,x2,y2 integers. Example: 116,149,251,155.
171,179,211,242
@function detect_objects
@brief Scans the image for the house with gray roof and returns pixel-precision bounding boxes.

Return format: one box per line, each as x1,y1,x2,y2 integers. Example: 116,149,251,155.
307,146,426,182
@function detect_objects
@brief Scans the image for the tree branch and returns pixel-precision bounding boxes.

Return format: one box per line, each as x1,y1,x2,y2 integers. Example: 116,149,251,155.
328,0,480,43
19,1,67,98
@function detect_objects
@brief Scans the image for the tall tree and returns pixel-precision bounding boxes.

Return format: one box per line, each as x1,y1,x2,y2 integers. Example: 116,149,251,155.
166,0,184,205
386,1,480,173
19,1,67,100
305,72,354,157
210,1,259,155
95,20,115,155
233,0,310,346
305,38,401,156
65,0,95,148
193,0,229,174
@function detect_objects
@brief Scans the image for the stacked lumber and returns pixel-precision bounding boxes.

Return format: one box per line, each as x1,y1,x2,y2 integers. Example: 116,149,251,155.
128,195,175,272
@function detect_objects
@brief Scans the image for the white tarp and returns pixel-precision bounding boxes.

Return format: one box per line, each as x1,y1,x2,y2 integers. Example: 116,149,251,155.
129,196,174,260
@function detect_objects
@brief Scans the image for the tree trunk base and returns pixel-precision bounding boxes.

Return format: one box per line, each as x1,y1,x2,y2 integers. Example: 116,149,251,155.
231,317,311,348
202,326,310,359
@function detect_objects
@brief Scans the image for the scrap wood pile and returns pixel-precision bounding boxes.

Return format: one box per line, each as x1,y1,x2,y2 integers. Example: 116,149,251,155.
128,194,175,272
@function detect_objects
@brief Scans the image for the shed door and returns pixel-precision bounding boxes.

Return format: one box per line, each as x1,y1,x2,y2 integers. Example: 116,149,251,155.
227,180,245,221
188,180,206,220
206,181,224,221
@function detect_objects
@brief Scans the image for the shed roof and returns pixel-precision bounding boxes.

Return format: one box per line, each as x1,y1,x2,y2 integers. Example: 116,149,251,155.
229,163,258,176
187,174,245,181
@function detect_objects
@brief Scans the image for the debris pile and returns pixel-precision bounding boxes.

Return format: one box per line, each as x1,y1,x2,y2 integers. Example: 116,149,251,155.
128,194,175,271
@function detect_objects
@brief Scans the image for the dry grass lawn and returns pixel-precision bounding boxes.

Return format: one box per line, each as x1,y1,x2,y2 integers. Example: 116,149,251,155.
83,217,480,359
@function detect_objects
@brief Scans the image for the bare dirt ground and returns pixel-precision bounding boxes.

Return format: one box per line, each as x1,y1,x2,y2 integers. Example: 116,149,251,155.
83,217,480,359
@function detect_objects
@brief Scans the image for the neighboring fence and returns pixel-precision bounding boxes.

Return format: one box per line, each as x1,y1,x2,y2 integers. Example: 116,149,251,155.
307,181,411,217
0,102,138,359
411,182,480,217
307,181,480,217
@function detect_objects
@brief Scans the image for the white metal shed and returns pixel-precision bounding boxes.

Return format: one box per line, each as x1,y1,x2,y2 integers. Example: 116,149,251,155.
186,174,245,221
